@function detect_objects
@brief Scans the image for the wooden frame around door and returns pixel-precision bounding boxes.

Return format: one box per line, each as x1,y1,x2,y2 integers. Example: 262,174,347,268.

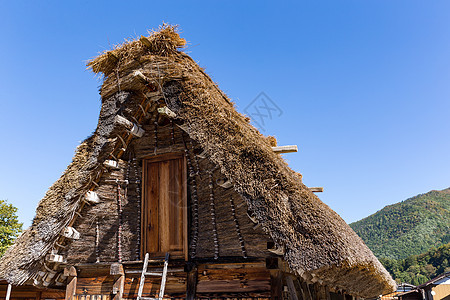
141,153,188,260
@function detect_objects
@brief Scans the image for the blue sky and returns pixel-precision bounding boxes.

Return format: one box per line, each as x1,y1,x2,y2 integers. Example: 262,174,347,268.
1,1,449,228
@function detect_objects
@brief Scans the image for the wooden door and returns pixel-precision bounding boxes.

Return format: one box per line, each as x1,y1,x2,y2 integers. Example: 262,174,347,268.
142,153,187,259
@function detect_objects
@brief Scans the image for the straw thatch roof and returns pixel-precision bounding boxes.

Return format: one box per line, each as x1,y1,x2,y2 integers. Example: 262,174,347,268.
0,25,396,298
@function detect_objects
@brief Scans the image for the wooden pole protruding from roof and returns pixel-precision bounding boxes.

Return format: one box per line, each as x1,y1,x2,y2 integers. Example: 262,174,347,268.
309,187,324,193
115,115,145,137
62,227,80,240
272,145,298,154
133,70,152,84
157,106,176,118
216,178,232,189
115,115,134,129
104,160,119,169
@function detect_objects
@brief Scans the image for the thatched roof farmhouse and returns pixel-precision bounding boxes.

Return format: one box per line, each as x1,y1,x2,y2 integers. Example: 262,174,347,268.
0,25,396,300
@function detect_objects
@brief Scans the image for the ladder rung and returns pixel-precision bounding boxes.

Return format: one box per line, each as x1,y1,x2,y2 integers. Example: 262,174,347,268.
137,253,169,300
127,268,184,274
147,259,166,263
144,272,163,276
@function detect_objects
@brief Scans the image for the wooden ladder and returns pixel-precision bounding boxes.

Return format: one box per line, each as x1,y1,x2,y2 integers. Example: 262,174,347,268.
137,252,169,300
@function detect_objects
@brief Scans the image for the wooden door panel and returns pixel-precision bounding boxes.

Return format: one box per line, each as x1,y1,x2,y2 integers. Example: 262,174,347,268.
158,160,170,253
146,161,159,254
143,154,186,258
169,158,183,251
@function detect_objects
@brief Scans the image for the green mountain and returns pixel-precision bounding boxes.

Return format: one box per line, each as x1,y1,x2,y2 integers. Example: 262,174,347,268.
380,243,450,285
350,188,450,259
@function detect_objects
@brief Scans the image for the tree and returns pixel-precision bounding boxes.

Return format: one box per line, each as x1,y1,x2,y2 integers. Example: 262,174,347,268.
0,200,22,256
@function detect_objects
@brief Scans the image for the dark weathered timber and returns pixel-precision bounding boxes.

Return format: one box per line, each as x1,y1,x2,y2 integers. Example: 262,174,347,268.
286,275,299,300
0,281,65,300
111,263,125,300
186,265,198,300
270,270,282,300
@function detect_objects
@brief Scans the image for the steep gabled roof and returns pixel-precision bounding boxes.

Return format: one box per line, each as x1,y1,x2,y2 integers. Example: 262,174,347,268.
0,25,396,298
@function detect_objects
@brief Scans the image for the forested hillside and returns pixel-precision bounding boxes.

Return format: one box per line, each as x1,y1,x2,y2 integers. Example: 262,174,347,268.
380,243,450,285
350,188,450,259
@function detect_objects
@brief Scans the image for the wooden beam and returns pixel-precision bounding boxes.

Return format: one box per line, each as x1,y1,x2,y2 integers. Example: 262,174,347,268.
103,160,119,169
196,150,208,159
85,191,101,204
115,115,145,137
133,70,152,84
216,178,232,189
110,263,124,276
247,211,258,224
64,266,77,300
112,276,124,300
63,266,76,279
115,115,134,129
309,187,324,193
267,242,285,256
46,252,64,263
186,266,198,300
62,227,80,240
111,265,125,300
176,124,189,133
157,106,177,118
272,145,298,154
42,271,58,287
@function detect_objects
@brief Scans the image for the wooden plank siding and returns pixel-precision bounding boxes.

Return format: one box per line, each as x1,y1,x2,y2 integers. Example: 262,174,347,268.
195,263,271,298
0,281,64,300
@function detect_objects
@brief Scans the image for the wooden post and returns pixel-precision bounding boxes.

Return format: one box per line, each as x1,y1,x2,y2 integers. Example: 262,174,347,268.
5,284,12,300
270,270,282,300
111,263,125,300
186,265,198,300
325,286,332,300
306,283,314,300
64,266,77,300
316,284,328,300
298,279,312,300
286,276,299,300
